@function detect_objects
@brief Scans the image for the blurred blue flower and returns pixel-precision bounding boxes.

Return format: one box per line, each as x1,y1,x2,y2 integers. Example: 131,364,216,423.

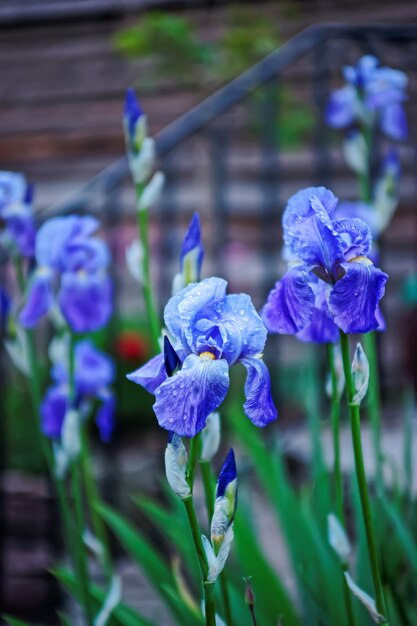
263,187,388,338
128,276,277,437
19,215,112,332
41,339,115,443
0,171,35,258
326,55,408,140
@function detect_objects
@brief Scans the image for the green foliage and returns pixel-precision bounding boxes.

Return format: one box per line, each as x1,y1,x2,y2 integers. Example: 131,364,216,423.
113,12,211,82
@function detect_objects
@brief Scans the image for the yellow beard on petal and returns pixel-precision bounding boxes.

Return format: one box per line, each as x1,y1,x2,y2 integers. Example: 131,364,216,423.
349,255,373,266
199,351,216,361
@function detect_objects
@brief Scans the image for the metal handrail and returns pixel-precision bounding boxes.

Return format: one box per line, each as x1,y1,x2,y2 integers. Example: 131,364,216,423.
44,22,417,217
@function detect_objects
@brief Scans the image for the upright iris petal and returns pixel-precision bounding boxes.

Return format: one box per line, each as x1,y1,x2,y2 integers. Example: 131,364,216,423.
263,187,388,341
19,215,112,333
0,171,35,259
128,277,277,437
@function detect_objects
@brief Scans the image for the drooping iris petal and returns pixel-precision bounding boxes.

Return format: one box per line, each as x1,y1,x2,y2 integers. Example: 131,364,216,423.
329,261,388,333
296,281,339,343
380,102,408,140
41,385,67,439
333,218,372,260
19,270,54,327
75,340,115,395
96,394,115,443
127,353,167,394
153,354,230,437
59,272,112,333
262,267,315,334
241,357,277,427
283,187,343,269
325,86,358,128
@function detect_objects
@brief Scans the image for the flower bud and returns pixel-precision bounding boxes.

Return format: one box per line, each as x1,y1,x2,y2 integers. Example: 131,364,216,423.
164,433,191,499
325,344,345,401
138,171,165,212
244,577,256,608
344,572,385,623
327,513,351,561
351,343,369,405
202,525,234,583
129,137,155,185
172,213,204,293
343,130,368,175
201,412,220,462
374,149,400,233
61,408,81,462
211,449,237,553
125,240,143,284
124,88,146,153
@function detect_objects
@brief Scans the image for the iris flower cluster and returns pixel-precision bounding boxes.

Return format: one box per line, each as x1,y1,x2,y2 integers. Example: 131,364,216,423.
128,215,277,437
262,186,388,341
326,54,408,140
0,171,35,259
19,215,112,333
42,338,115,443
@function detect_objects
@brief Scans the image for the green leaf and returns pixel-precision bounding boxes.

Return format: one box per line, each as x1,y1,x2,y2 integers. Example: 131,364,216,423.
234,506,301,626
53,567,155,626
4,618,42,626
96,503,203,626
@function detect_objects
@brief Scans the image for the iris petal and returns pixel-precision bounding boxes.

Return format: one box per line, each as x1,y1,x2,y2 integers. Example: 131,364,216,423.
153,354,230,437
96,394,115,443
296,281,339,343
325,86,358,128
19,270,54,327
127,353,167,394
59,272,112,333
241,357,277,427
262,267,315,334
164,277,227,351
380,103,408,140
333,218,372,260
329,262,388,333
41,385,67,440
283,187,343,268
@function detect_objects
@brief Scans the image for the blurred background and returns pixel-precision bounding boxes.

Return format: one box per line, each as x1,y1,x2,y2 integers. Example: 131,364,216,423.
1,0,417,622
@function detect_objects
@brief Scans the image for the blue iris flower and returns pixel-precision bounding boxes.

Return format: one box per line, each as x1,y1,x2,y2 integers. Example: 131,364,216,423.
262,187,388,340
127,276,277,437
0,171,35,258
326,55,408,140
41,339,115,443
19,215,112,333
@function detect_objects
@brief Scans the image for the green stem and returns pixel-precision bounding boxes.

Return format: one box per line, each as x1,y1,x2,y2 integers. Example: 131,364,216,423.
204,582,217,626
363,332,382,485
200,460,233,626
339,331,388,623
342,564,356,626
187,433,201,491
71,463,94,626
183,495,208,580
183,495,217,626
135,184,160,354
200,460,214,524
80,426,113,577
327,343,344,523
68,333,94,625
